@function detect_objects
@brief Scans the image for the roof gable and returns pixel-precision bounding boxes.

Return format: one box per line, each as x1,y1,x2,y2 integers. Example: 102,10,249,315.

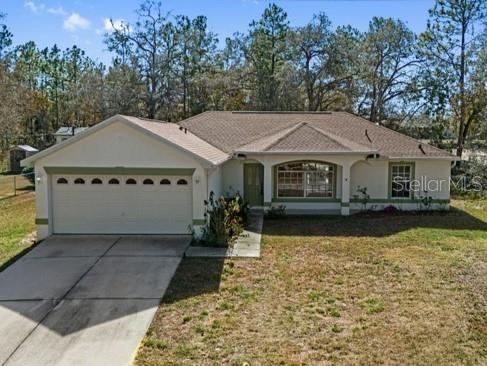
237,122,377,154
22,115,229,167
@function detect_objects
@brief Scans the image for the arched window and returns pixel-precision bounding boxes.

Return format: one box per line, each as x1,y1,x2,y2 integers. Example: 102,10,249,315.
126,178,137,185
109,178,120,185
277,161,334,198
160,179,171,185
91,178,103,184
143,178,154,185
74,178,85,185
177,179,188,185
57,177,68,184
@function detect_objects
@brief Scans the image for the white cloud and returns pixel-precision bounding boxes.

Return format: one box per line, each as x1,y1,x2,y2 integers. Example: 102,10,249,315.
24,1,45,13
47,6,67,16
103,18,125,32
64,13,91,31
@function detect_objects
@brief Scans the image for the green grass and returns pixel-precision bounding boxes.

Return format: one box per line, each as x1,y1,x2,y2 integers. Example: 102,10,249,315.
0,193,36,269
135,199,487,366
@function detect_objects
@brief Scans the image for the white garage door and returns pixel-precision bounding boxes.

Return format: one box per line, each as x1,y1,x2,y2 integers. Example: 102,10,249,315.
51,174,192,234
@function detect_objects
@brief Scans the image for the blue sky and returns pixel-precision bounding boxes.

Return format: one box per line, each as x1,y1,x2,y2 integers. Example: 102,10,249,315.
2,0,435,65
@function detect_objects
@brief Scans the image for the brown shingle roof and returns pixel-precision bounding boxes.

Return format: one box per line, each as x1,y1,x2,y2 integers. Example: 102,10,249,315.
179,111,455,159
122,116,229,165
237,122,377,154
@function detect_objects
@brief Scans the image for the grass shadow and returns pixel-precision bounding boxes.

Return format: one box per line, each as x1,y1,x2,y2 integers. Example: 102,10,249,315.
263,206,487,238
0,241,40,272
162,257,225,304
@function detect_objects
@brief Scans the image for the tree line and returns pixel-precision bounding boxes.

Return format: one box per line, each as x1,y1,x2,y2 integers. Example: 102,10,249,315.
0,0,487,158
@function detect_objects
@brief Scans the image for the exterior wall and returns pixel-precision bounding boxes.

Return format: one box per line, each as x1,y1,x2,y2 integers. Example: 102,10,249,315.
207,165,223,198
350,159,389,199
32,121,209,239
222,159,244,196
350,158,452,212
221,155,452,215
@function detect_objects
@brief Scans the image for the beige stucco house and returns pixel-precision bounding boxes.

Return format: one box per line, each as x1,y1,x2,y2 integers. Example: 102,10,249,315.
22,112,457,240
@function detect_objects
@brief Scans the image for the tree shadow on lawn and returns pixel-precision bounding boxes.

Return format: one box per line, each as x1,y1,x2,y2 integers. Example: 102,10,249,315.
162,257,226,305
262,207,487,238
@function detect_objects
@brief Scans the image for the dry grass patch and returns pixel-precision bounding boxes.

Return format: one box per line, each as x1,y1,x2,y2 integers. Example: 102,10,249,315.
135,200,487,366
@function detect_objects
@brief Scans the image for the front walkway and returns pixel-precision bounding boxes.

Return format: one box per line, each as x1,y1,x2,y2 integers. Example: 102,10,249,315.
0,235,190,366
185,210,263,258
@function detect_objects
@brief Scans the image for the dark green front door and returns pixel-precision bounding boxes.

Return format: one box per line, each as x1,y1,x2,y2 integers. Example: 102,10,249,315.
244,164,264,206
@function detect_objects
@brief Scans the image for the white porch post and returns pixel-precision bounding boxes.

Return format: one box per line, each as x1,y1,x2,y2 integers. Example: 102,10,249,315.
262,161,273,209
341,163,351,216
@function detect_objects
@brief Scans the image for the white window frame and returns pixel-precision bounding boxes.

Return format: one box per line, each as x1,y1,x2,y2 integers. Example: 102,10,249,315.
390,163,414,199
276,161,335,199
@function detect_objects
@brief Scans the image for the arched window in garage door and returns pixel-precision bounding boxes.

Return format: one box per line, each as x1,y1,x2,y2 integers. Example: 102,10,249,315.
126,178,137,185
57,177,68,184
108,178,120,185
74,178,85,184
160,179,171,185
91,178,103,184
177,179,188,185
143,178,154,185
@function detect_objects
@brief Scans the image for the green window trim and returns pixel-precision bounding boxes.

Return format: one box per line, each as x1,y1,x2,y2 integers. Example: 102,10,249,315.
388,162,416,199
272,198,341,203
35,218,49,225
273,161,338,201
350,198,450,204
45,167,195,176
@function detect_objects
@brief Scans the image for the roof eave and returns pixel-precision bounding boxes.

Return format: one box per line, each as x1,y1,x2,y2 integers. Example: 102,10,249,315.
388,155,461,161
235,150,379,155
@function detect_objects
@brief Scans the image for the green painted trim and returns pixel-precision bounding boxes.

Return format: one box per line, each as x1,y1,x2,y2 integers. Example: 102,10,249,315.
45,167,195,176
388,161,416,199
192,219,206,225
350,198,450,204
341,202,350,207
264,201,272,207
272,198,341,203
35,218,48,225
273,160,338,200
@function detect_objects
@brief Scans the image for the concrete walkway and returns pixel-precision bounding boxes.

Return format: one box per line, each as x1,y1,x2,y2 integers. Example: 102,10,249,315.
185,211,263,258
0,235,190,366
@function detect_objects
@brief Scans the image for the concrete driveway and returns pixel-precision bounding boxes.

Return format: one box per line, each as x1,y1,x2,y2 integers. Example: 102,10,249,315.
0,235,190,366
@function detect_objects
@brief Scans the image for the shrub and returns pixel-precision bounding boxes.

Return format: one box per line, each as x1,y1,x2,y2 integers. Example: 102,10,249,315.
383,205,398,214
200,191,246,247
265,205,286,219
21,166,35,184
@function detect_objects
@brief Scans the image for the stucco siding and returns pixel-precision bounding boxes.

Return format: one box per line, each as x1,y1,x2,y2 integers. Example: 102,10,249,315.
222,159,244,197
351,160,389,199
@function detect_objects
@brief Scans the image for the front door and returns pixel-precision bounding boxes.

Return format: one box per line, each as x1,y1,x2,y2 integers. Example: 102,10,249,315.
244,164,264,207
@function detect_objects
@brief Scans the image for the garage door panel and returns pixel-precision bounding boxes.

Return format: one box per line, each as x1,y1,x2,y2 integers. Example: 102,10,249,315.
51,175,192,234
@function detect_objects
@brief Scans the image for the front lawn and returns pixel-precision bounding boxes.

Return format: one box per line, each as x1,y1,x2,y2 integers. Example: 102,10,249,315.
136,199,487,365
0,193,36,270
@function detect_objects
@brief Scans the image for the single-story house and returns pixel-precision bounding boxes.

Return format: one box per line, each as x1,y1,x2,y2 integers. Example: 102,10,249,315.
8,144,39,173
54,126,89,144
22,112,457,240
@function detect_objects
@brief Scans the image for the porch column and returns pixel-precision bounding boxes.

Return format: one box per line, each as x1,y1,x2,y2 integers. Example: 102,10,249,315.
341,163,351,216
262,161,273,208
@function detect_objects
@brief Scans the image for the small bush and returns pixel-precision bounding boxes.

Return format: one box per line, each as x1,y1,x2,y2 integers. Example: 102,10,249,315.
199,192,247,247
383,205,398,214
265,205,286,219
21,166,35,184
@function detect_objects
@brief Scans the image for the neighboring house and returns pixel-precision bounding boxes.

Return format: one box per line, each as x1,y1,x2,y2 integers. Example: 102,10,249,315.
54,127,88,144
22,112,457,240
8,145,39,173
